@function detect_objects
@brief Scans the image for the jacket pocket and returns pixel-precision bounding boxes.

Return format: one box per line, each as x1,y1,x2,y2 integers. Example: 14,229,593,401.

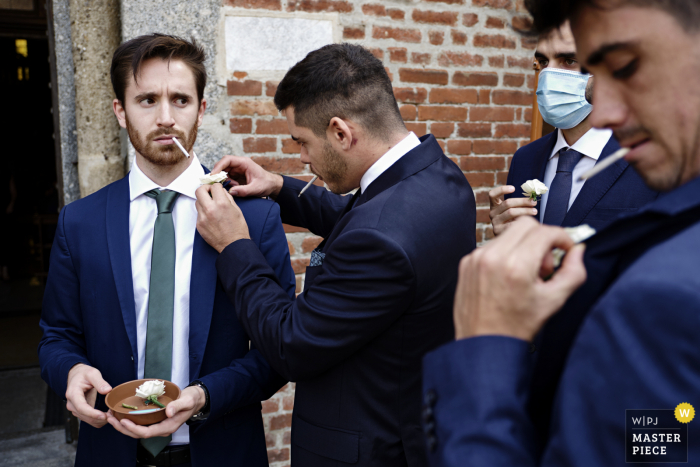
293,415,359,464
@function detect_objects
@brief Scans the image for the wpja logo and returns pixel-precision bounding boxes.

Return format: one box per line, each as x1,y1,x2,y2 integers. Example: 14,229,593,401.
626,404,694,463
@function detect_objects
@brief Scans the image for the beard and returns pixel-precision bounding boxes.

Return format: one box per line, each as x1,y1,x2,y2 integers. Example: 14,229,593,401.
320,141,349,194
126,115,198,167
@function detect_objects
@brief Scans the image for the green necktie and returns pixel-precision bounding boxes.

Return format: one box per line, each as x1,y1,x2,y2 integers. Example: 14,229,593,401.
141,189,179,457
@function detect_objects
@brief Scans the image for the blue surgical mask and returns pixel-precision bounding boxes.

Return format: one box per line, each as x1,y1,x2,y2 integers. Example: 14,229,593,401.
536,68,592,130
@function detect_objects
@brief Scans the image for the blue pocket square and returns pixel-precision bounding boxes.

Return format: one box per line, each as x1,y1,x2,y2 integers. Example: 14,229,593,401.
309,249,326,267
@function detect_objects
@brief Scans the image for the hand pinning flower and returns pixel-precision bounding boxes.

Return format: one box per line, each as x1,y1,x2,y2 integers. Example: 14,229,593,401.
199,171,228,186
552,224,596,268
521,179,549,201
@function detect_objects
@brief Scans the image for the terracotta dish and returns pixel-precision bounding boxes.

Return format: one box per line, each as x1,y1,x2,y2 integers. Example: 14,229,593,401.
105,379,181,426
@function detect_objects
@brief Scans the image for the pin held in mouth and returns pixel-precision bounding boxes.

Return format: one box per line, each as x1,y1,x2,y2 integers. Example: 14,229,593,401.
172,136,190,158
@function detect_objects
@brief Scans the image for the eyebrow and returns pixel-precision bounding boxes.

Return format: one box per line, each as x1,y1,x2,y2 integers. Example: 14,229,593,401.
586,41,637,66
133,91,194,102
534,51,577,61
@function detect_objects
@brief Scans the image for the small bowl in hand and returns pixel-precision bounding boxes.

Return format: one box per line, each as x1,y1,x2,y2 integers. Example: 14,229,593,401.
105,379,181,426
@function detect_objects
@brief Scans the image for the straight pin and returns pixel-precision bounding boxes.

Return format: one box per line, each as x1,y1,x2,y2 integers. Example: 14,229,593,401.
172,136,190,158
578,147,630,181
298,176,318,197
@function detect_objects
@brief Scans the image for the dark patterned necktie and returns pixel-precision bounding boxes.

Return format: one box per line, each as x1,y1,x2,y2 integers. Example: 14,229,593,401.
543,148,583,226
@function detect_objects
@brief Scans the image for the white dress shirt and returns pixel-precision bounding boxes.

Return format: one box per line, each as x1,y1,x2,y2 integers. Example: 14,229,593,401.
360,132,421,193
129,155,203,445
539,127,613,222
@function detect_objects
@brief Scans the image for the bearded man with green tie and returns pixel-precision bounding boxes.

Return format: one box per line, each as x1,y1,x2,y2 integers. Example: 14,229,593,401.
38,34,295,467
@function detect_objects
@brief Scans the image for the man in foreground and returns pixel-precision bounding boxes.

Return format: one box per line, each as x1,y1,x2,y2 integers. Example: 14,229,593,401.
196,43,476,465
422,0,700,465
39,34,294,467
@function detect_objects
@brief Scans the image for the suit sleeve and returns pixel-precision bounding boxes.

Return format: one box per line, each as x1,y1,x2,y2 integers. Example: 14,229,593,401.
199,202,294,418
38,207,91,399
422,337,539,467
216,228,416,381
274,176,350,238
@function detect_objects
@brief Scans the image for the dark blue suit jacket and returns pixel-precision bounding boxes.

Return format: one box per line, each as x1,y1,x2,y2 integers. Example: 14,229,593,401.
38,170,295,467
505,131,658,230
216,135,476,466
421,175,700,466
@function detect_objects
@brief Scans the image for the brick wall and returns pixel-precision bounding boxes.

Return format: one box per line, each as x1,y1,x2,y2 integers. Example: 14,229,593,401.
222,1,534,465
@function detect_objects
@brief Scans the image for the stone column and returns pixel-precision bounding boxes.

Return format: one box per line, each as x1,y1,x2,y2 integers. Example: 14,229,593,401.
70,0,123,197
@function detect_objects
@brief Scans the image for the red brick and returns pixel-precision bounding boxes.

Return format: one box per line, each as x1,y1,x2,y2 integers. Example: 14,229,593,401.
405,122,427,135
503,73,525,87
227,80,263,96
496,140,518,153
494,123,530,138
225,0,281,9
267,448,290,463
251,156,306,173
521,35,537,50
388,9,405,20
470,107,514,122
492,90,531,106
429,88,478,104
285,224,309,233
287,240,295,255
270,413,293,430
472,0,513,8
385,67,394,82
438,51,484,67
474,33,516,49
485,226,495,240
265,80,279,97
399,68,448,85
400,105,417,120
485,16,506,28
453,71,498,87
497,171,509,184
437,140,446,152
429,31,444,45
233,71,248,79
515,107,522,119
291,258,310,274
412,9,458,26
476,228,484,243
287,0,353,12
369,48,384,60
417,105,467,121
343,27,365,39
460,156,505,170
524,107,533,122
229,118,252,134
394,87,428,103
457,122,492,138
479,89,491,104
262,399,279,413
373,26,421,43
256,118,288,134
527,74,536,90
477,208,495,224
431,122,454,138
265,433,276,448
283,430,292,445
231,100,278,116
362,3,386,15
475,191,490,205
472,140,518,154
411,52,431,65
283,395,294,410
489,55,505,68
465,172,495,187
389,47,408,63
512,15,533,31
463,12,478,26
302,236,323,253
508,55,533,69
281,138,299,154
243,137,277,153
451,29,467,45
446,139,472,155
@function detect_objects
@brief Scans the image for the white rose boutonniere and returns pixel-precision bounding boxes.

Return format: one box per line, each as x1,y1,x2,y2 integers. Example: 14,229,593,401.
521,179,549,201
199,171,228,186
134,380,167,408
552,224,597,268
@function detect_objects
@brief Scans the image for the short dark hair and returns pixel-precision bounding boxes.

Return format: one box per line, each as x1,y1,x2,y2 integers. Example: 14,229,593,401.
525,0,700,34
274,43,405,139
110,33,206,104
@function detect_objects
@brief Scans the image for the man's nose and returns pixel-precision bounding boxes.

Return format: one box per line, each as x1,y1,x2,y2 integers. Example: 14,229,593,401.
156,101,176,127
299,146,310,164
589,78,628,130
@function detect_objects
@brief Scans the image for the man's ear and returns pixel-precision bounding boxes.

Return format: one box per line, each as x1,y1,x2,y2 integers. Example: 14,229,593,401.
197,98,207,127
328,117,353,151
113,99,127,129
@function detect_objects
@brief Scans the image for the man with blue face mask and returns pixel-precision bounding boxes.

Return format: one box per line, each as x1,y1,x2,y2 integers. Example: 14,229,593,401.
489,21,657,235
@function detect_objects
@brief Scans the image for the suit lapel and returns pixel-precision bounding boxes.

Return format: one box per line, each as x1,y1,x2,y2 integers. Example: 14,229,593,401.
562,136,626,227
536,132,557,183
106,177,139,376
188,230,218,381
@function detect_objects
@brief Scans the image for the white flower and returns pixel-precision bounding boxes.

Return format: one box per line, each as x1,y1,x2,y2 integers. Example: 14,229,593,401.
552,224,597,268
199,171,228,186
521,179,549,199
135,380,166,399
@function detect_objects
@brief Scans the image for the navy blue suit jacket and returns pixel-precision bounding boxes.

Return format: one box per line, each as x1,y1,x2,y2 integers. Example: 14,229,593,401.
216,135,476,466
38,170,295,467
421,175,700,466
505,131,658,230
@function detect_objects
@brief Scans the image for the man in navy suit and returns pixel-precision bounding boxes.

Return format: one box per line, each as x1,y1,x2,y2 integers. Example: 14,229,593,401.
195,43,477,466
490,21,656,235
422,0,700,465
39,34,295,467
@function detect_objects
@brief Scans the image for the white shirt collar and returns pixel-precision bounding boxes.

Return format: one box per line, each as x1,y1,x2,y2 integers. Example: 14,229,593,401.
360,132,421,193
129,153,205,201
550,127,613,161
